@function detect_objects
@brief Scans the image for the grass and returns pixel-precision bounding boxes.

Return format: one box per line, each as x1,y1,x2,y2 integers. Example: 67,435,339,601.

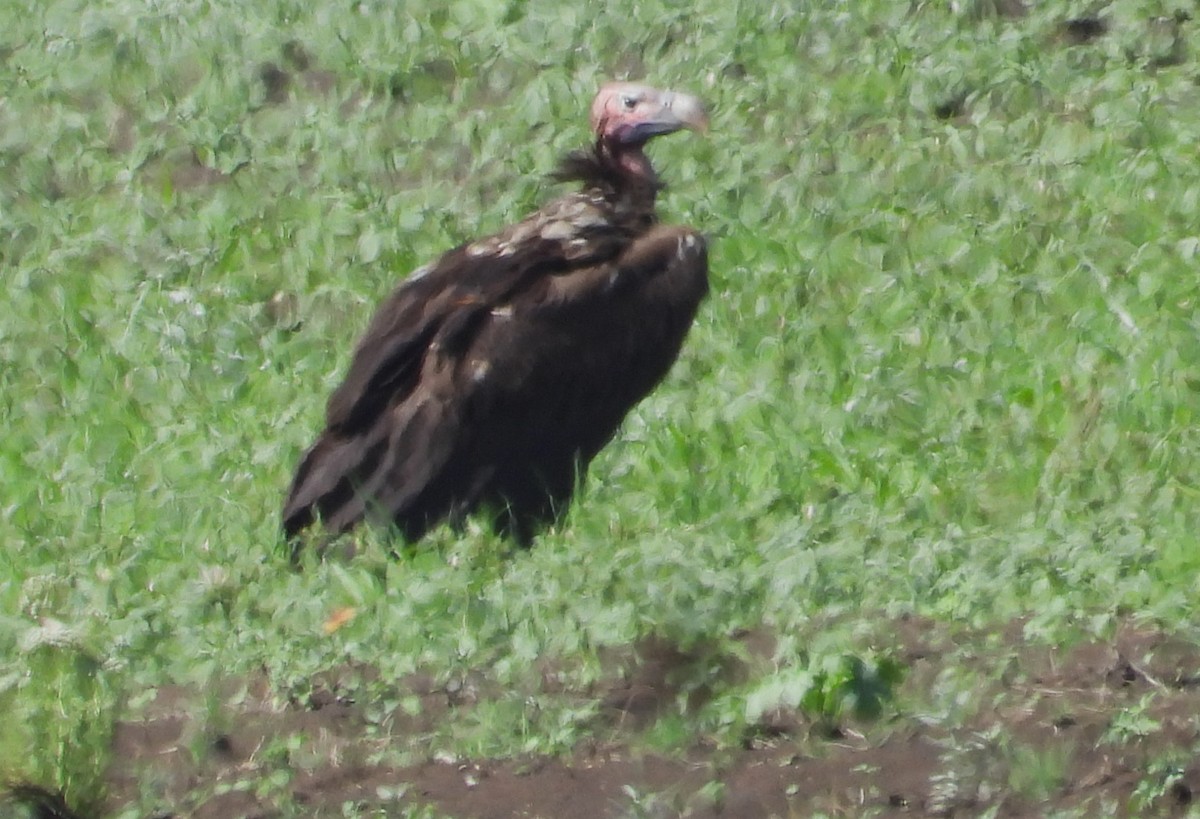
4,0,1200,815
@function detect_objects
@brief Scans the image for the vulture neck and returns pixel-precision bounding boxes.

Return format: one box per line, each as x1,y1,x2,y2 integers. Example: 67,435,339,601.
553,140,664,210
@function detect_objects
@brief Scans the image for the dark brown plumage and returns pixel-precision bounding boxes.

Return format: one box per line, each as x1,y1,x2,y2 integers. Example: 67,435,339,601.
1,784,85,819
283,82,710,550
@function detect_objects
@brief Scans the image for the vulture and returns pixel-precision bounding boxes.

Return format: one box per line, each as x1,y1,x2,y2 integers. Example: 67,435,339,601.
283,82,710,549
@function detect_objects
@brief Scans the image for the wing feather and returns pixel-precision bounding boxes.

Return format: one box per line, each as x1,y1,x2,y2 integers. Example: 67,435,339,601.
283,200,707,545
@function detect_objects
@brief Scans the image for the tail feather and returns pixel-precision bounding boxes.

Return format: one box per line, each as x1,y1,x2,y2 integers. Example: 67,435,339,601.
282,436,361,538
282,396,465,544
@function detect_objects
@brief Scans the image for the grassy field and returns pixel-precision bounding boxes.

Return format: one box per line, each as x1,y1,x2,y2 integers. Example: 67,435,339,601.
4,0,1200,816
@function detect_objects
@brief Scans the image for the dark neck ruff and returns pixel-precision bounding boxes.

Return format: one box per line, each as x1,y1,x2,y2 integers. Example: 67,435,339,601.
551,141,664,202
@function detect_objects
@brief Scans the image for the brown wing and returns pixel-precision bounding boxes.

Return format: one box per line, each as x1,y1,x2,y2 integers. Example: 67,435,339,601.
282,215,707,546
458,224,710,537
323,193,624,435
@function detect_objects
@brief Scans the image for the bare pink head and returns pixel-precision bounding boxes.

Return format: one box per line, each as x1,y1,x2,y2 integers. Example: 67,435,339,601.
589,82,708,180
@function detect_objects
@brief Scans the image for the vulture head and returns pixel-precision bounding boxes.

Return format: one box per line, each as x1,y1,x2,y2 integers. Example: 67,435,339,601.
590,82,709,183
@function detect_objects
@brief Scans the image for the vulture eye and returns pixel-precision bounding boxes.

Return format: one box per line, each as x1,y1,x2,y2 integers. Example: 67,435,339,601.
621,95,637,110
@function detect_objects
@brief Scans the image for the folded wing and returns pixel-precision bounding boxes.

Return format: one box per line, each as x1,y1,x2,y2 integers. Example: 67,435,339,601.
284,216,707,545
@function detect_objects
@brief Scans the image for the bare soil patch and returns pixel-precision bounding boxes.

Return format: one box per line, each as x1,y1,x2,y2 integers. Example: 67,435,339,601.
87,620,1200,818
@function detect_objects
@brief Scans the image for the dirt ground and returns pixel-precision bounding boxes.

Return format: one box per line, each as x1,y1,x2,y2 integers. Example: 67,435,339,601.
90,620,1200,818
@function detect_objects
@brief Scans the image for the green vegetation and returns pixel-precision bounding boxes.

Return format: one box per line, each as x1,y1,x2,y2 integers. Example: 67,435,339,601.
4,0,1200,815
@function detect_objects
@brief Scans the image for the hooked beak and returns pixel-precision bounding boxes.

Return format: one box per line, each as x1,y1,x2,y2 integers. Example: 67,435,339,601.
620,90,709,144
